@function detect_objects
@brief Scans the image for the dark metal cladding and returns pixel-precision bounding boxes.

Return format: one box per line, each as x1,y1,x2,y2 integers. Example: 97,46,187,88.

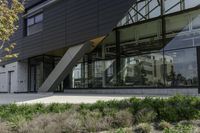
25,0,46,9
1,0,136,64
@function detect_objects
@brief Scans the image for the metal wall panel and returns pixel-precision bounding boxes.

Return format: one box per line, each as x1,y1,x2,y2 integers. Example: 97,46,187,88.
1,0,136,64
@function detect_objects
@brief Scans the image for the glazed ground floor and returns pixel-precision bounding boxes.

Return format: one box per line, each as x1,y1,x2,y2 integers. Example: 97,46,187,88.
0,44,199,95
0,45,199,95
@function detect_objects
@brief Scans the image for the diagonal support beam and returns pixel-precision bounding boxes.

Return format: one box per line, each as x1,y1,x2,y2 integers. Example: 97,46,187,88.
38,37,105,92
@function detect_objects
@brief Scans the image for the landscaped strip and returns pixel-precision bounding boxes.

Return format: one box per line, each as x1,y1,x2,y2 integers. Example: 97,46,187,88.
0,95,200,133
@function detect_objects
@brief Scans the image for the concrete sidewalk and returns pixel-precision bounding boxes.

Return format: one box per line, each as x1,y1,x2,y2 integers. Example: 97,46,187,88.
0,93,137,105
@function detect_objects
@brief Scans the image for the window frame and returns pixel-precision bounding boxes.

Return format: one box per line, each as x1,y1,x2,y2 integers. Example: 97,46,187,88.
26,12,43,36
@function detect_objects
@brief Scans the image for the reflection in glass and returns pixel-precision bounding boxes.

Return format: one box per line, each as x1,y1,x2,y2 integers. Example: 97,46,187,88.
72,60,116,88
165,48,198,87
165,11,200,50
72,63,88,88
119,53,164,87
71,7,200,89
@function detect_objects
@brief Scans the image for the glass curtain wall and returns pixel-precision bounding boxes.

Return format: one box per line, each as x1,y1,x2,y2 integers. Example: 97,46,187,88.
118,0,200,26
71,7,200,89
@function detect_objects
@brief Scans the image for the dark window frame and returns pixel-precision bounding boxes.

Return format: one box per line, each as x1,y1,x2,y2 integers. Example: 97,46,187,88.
26,12,43,36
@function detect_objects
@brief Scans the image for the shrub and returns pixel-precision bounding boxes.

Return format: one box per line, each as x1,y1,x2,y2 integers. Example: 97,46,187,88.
0,95,200,132
8,114,26,129
18,110,82,133
134,123,152,133
0,122,12,133
108,128,133,133
0,103,71,125
115,128,133,133
115,128,126,133
112,110,133,128
102,107,117,116
86,99,131,112
191,120,200,127
60,111,83,133
135,108,157,124
158,120,172,130
179,120,193,126
18,113,63,133
157,95,200,122
130,95,200,122
83,110,110,132
81,109,133,132
45,103,71,113
164,124,195,133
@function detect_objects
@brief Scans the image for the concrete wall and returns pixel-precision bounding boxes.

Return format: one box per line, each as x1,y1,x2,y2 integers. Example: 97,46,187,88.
16,62,28,92
0,63,17,93
0,62,28,93
64,88,199,96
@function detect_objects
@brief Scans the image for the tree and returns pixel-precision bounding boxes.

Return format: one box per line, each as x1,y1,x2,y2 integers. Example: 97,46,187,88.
0,0,24,62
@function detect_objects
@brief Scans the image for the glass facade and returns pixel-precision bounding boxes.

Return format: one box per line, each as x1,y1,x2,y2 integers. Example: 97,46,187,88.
118,0,200,26
27,0,200,91
71,7,200,89
165,48,198,87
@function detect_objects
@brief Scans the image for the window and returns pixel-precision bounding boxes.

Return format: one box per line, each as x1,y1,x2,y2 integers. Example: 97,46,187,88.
35,14,43,23
120,53,165,87
192,15,200,30
26,13,43,36
165,48,198,87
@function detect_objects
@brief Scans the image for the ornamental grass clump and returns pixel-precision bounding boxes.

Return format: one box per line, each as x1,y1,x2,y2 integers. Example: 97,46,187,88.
112,110,133,128
164,124,195,133
158,120,173,130
83,110,108,132
134,108,157,124
18,110,83,133
134,123,152,133
0,122,12,133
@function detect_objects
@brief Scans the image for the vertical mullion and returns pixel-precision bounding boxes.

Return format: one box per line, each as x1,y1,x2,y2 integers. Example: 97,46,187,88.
116,30,121,85
161,0,166,87
197,47,200,94
28,58,31,92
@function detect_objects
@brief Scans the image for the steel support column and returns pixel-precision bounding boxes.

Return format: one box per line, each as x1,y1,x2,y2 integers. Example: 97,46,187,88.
161,0,166,87
116,30,121,85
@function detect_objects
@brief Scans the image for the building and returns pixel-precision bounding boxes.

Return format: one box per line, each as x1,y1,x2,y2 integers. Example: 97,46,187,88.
0,0,200,95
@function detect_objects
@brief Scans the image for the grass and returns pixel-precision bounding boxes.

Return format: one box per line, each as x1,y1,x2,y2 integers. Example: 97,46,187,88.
0,95,200,132
0,103,71,122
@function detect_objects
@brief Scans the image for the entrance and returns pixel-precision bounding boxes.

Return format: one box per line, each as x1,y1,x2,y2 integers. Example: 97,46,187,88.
30,64,43,92
28,55,70,92
8,71,14,93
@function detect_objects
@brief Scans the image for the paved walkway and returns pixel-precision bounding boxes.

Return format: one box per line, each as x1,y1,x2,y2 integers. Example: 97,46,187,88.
0,93,136,105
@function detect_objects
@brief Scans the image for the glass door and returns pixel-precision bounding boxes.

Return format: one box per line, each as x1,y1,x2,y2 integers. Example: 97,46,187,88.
30,63,43,92
30,65,36,92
